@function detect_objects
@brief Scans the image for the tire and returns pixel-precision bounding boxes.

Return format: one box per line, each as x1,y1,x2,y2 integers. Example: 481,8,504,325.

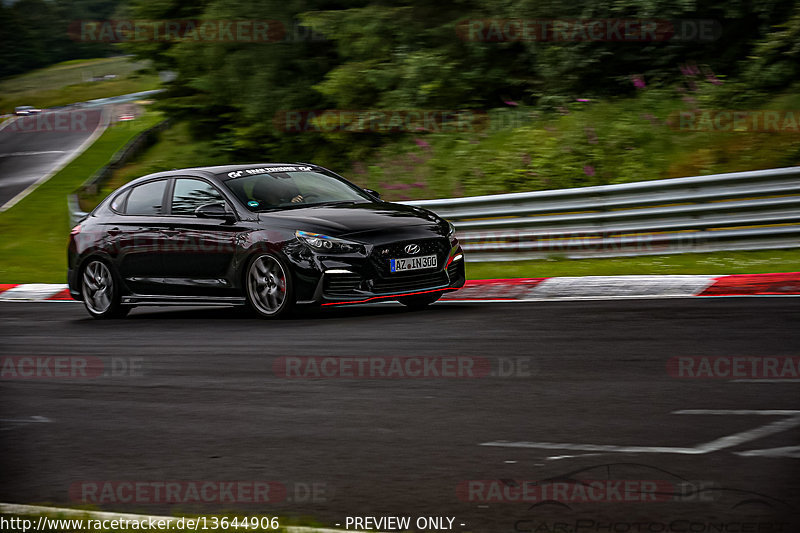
245,253,295,318
397,292,442,310
80,259,129,319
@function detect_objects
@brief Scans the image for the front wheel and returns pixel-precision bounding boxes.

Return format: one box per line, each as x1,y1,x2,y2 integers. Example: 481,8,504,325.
81,259,129,319
397,292,442,310
245,253,295,318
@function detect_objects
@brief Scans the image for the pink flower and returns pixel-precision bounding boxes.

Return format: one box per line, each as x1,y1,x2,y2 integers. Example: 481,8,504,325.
576,98,591,102
382,183,411,190
583,165,595,177
414,138,430,149
632,75,646,89
504,100,519,106
680,63,700,76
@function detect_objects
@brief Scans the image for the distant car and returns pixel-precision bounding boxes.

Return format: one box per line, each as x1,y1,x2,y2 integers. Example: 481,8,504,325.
14,105,41,116
68,163,466,319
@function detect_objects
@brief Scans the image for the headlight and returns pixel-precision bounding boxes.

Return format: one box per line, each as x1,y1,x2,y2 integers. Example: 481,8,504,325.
295,230,365,253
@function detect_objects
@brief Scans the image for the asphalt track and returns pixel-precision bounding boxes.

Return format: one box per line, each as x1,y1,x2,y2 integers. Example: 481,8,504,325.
0,108,104,208
1,298,799,532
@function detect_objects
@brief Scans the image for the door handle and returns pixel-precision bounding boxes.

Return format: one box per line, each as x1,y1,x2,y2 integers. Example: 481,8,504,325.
107,227,120,236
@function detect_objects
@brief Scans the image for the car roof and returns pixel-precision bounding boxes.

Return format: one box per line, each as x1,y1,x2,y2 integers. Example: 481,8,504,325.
126,163,323,185
176,163,318,175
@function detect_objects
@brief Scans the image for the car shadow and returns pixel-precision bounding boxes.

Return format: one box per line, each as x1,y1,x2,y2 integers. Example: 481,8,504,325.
112,301,474,321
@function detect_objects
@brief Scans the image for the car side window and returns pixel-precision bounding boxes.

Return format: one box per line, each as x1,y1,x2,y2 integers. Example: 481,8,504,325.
110,189,129,213
124,180,166,215
171,178,225,216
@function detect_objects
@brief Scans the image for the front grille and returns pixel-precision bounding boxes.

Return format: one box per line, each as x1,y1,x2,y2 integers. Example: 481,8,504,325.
324,273,362,297
370,238,449,276
372,270,449,294
447,260,461,280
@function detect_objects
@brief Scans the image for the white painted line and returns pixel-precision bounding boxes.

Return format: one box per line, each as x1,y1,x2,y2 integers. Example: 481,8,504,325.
689,413,800,453
735,445,800,458
0,150,67,158
481,441,701,454
731,379,800,383
481,410,800,456
0,284,66,300
546,453,605,461
0,107,109,212
0,416,51,423
673,409,800,415
0,503,370,533
0,416,53,431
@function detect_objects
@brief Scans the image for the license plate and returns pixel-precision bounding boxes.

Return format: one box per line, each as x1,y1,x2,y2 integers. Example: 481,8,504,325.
390,254,437,273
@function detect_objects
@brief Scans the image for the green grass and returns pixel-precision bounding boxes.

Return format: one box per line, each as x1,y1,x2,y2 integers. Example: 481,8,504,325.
465,249,800,279
0,57,160,113
0,112,163,283
342,85,800,202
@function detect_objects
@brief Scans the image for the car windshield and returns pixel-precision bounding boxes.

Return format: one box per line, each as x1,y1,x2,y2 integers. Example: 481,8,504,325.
223,170,373,211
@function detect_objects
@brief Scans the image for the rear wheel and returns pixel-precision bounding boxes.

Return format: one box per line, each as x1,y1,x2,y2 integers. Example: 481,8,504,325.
245,253,294,318
397,292,442,310
81,260,128,319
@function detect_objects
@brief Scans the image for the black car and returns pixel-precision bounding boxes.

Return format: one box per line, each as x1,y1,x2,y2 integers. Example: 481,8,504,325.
68,163,465,318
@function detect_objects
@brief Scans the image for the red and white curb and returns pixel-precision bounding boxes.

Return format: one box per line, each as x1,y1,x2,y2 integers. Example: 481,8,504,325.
1,272,798,303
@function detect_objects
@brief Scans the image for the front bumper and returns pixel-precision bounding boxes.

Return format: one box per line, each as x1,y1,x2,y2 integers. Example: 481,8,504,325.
291,237,466,306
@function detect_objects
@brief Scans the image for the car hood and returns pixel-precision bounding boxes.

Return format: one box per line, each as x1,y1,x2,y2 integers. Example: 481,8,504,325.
257,202,447,242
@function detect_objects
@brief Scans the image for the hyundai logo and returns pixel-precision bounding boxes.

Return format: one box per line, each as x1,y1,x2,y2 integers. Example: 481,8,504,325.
404,244,421,254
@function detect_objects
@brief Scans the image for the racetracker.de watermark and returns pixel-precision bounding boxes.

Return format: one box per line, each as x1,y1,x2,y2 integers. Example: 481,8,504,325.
670,110,800,132
456,18,721,42
0,356,144,379
70,481,328,504
667,356,800,379
274,110,490,133
69,20,287,42
458,479,717,503
273,356,534,378
3,111,94,133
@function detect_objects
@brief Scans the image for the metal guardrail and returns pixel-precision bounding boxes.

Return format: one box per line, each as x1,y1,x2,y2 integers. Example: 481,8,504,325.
66,161,800,261
407,166,800,261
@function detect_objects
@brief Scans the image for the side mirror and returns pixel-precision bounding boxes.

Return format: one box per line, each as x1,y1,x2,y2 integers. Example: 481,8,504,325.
195,202,235,222
364,188,381,200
